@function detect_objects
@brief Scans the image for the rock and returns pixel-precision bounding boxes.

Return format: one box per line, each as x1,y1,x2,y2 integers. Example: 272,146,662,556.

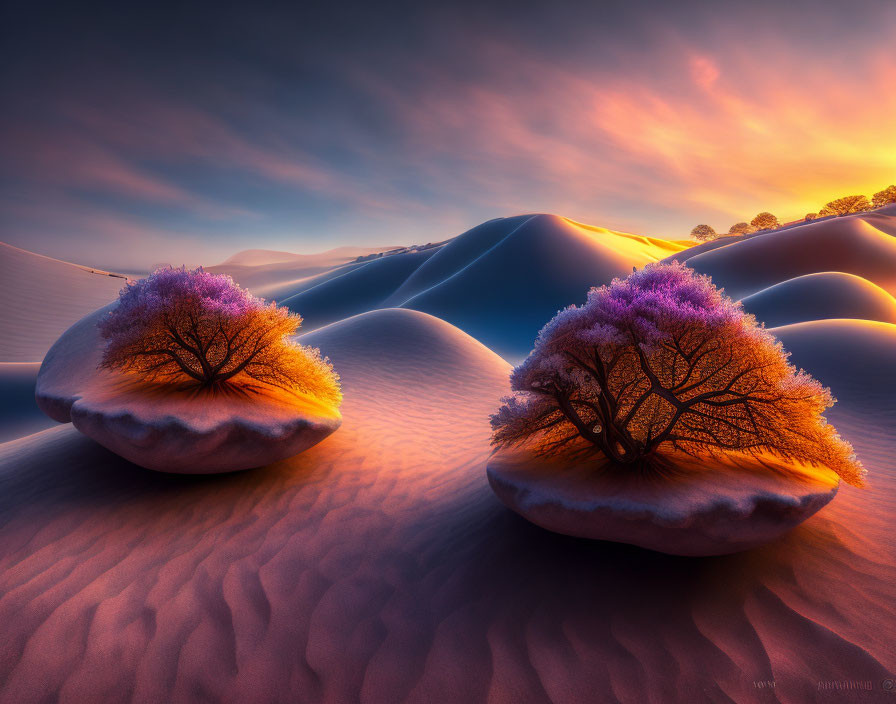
487,447,840,556
36,305,341,473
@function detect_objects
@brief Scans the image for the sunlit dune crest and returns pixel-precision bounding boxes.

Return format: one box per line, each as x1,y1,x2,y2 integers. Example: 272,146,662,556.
771,318,896,411
560,217,693,256
740,272,896,328
671,212,896,299
235,214,694,360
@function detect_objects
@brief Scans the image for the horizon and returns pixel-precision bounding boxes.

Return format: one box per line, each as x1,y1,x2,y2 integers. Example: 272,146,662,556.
2,0,895,270
0,204,889,276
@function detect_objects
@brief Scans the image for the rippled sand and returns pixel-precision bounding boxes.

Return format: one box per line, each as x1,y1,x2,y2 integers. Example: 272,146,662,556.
1,309,893,703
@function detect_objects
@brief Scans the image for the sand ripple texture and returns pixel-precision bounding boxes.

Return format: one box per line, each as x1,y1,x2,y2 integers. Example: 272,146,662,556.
0,309,893,703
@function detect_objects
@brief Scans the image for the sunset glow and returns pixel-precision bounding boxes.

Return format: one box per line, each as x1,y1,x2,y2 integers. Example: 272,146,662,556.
1,0,894,267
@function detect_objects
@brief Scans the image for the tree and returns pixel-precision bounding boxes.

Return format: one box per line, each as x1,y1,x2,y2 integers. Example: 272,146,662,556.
99,267,342,405
728,222,755,236
690,224,717,242
872,185,896,208
819,195,871,217
804,213,818,221
750,212,779,231
490,262,864,485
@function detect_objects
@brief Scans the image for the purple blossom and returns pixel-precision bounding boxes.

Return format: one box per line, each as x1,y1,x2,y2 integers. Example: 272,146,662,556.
99,266,268,347
492,261,864,486
514,261,753,388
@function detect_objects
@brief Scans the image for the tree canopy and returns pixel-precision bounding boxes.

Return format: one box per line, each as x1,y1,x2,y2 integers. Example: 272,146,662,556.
819,195,871,217
99,267,341,405
728,222,755,235
690,224,717,242
702,183,891,236
750,212,779,231
490,263,864,485
872,185,896,209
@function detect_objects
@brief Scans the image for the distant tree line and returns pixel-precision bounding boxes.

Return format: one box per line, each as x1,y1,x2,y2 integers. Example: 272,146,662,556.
689,184,896,242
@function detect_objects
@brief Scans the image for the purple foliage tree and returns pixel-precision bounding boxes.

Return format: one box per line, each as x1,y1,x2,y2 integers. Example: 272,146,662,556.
491,262,864,485
98,267,341,403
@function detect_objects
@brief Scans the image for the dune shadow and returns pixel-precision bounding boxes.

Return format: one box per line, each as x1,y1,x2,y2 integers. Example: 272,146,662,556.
0,428,325,525
405,487,829,637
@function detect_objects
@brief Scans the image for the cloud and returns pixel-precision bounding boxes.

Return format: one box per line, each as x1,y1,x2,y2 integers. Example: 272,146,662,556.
689,55,720,91
2,1,895,266
2,124,246,220
59,99,426,217
346,32,896,234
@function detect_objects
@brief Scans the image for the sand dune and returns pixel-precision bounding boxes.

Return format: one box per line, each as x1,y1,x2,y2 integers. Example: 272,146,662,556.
207,245,398,291
398,215,689,358
302,307,511,377
220,248,315,267
740,272,896,328
218,245,392,268
665,233,745,259
862,202,896,235
278,249,440,331
381,215,539,305
0,364,54,443
772,318,896,411
0,243,127,362
670,213,896,300
2,213,895,701
255,215,690,360
668,207,896,270
1,308,893,702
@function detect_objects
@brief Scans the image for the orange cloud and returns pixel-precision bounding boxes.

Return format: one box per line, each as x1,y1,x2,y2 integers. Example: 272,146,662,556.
689,55,720,91
590,50,896,221
354,36,896,236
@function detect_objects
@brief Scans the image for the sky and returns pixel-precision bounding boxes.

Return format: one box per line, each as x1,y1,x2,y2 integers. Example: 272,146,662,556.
1,0,895,270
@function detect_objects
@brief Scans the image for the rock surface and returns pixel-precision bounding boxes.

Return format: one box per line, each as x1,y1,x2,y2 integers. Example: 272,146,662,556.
35,305,341,473
487,447,841,556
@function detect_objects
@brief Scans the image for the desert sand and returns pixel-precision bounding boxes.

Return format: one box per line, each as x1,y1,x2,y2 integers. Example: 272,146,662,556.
0,243,127,362
222,215,691,360
740,272,896,328
1,210,894,702
669,211,896,300
208,245,400,294
0,364,54,443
